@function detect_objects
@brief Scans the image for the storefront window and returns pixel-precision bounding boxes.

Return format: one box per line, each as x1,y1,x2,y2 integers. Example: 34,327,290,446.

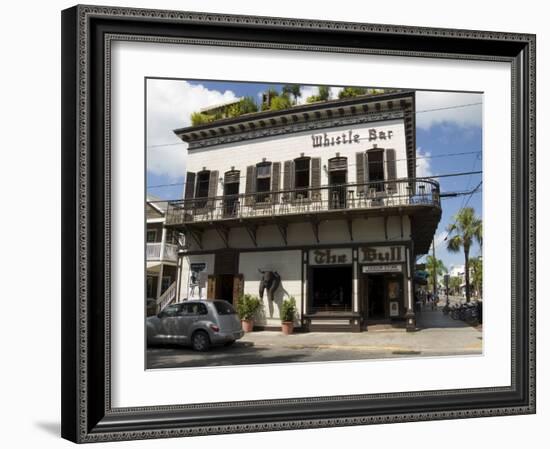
310,266,353,312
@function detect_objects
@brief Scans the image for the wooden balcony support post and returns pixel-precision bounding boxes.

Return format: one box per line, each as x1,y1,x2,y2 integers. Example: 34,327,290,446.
245,223,258,247
309,216,320,244
384,216,389,241
184,225,203,250
276,220,288,246
347,218,354,241
215,225,230,249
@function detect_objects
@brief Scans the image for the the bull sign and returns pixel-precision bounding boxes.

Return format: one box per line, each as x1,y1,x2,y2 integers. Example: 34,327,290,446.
258,269,281,302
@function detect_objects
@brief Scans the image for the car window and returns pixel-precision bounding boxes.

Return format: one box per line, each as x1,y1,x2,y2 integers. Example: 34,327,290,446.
197,303,208,315
162,305,180,317
181,302,208,315
214,301,236,315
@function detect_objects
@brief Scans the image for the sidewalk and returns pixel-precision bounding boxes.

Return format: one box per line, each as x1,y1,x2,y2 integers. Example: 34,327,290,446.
241,307,482,355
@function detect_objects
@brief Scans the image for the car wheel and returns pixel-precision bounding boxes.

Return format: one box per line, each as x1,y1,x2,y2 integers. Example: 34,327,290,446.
191,331,211,352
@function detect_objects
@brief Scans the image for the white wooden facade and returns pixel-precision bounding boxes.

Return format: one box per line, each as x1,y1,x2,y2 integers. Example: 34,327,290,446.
166,91,441,331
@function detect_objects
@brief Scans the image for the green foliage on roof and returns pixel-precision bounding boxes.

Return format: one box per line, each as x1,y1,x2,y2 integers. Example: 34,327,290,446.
189,86,401,126
269,94,293,111
306,85,331,103
338,87,390,99
190,97,258,126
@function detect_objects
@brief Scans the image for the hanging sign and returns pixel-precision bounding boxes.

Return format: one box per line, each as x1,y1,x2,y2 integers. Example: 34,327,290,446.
362,264,402,273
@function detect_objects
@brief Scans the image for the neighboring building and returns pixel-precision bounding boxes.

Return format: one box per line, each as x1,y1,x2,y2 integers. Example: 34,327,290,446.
448,264,466,295
146,195,181,315
165,90,441,331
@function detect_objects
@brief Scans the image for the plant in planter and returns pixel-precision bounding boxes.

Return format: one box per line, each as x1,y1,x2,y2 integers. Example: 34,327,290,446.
236,294,262,332
280,297,297,335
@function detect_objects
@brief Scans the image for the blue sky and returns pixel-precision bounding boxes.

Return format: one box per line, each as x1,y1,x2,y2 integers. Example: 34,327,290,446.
146,80,482,270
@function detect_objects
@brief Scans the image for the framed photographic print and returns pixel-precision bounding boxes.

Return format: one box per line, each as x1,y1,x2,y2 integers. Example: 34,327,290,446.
61,4,536,443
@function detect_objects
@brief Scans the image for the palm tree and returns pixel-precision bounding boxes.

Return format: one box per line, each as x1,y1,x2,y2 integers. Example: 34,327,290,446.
446,207,482,302
469,256,483,299
425,255,447,296
449,276,462,295
282,84,302,104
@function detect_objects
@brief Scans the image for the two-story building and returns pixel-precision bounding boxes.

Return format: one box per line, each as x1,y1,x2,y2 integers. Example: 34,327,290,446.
146,195,181,315
165,90,441,331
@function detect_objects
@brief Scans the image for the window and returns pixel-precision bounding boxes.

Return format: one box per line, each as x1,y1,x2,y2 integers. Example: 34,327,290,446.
294,157,310,198
214,301,237,315
256,162,272,203
223,170,240,216
194,170,211,208
146,229,157,243
161,304,181,317
367,150,385,192
182,302,208,315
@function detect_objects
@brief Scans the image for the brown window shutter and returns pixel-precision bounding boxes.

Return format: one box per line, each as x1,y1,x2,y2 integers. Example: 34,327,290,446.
356,152,365,194
311,157,321,198
386,149,397,193
283,160,294,202
245,165,256,206
232,274,244,305
207,275,216,299
271,162,281,204
184,172,196,200
207,170,219,209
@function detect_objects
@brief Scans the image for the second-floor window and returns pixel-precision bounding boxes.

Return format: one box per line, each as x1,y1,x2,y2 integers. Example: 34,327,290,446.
294,157,311,198
195,170,211,208
366,149,384,191
256,162,272,203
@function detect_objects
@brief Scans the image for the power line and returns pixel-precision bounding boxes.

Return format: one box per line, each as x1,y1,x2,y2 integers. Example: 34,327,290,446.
145,150,483,184
441,180,483,243
147,101,482,149
147,170,482,189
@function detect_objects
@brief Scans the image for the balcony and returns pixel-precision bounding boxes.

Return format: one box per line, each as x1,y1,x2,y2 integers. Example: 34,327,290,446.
165,179,441,254
146,242,178,263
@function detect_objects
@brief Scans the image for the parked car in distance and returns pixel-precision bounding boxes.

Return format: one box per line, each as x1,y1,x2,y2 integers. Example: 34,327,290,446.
146,300,243,351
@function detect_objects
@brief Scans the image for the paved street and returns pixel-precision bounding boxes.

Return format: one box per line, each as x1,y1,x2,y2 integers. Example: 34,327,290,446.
146,305,482,369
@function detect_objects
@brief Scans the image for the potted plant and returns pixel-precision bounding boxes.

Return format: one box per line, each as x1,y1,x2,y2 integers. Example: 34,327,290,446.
236,294,262,332
280,297,297,335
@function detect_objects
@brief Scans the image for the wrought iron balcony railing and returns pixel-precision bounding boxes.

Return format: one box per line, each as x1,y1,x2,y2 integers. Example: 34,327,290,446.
165,178,440,227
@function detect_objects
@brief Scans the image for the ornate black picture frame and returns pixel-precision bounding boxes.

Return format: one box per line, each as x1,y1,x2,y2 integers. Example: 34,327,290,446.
61,4,536,443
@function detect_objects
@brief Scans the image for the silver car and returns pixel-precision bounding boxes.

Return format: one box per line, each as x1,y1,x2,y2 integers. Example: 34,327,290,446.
146,300,243,351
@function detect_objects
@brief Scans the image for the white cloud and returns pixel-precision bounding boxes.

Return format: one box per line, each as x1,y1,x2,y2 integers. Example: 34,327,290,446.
296,85,318,105
296,85,342,105
330,86,344,99
416,146,432,177
146,80,238,179
415,91,482,130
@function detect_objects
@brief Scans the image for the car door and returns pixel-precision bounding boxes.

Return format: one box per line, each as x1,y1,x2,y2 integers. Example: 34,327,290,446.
180,302,204,340
175,303,197,343
157,304,182,342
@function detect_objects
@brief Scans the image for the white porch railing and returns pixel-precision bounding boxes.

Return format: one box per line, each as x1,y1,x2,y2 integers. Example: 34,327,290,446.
146,242,178,263
156,281,177,312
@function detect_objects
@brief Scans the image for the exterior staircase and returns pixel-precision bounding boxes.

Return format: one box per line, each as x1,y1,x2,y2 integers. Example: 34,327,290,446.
156,281,177,313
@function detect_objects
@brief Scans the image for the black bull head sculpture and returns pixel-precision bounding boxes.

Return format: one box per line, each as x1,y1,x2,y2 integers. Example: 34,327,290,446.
258,269,281,302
